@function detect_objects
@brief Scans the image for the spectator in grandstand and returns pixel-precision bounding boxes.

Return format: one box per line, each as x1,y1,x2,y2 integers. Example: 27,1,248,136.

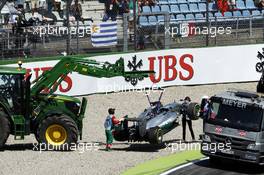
15,0,25,10
227,0,237,10
11,15,18,34
4,14,10,25
128,0,139,15
25,0,31,12
27,15,40,25
257,0,264,8
103,0,119,21
70,0,84,22
6,0,18,14
47,0,53,13
128,0,139,41
31,0,38,14
217,0,237,15
119,0,130,16
15,14,26,34
39,0,47,9
140,0,155,7
54,0,62,16
217,0,229,15
5,1,19,29
111,0,120,21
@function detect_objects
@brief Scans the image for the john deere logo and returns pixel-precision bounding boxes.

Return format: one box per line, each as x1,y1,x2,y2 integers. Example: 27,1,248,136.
126,55,145,86
256,48,264,73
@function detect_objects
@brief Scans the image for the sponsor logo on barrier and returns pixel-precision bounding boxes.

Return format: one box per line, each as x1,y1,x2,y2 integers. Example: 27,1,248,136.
148,54,194,83
24,54,195,93
10,44,261,95
25,67,73,93
126,55,145,86
256,48,264,73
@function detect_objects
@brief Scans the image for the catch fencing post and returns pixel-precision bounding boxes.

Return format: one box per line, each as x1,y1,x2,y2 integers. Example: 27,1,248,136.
123,13,129,52
249,16,252,38
164,12,170,49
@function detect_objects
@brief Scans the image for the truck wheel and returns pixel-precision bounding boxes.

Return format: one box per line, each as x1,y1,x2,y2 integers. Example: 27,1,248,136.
148,127,163,144
0,111,10,149
187,102,200,120
37,114,78,150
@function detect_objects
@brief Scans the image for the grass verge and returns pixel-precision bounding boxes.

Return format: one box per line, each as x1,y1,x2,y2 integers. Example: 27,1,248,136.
122,150,204,175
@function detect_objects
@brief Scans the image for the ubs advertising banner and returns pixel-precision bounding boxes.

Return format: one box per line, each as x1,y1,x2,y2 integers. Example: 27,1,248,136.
6,44,264,96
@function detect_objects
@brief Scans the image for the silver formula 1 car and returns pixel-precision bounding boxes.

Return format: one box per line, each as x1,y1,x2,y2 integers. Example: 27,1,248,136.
113,90,200,144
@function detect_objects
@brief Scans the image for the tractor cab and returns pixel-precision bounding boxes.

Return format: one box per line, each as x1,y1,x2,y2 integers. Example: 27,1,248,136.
0,66,27,113
0,65,29,139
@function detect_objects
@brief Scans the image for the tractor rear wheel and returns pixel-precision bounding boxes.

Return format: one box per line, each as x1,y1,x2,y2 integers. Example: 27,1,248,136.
0,111,10,149
148,127,163,144
37,114,78,150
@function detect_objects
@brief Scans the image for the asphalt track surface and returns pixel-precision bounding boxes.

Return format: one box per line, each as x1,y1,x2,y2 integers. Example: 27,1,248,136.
168,158,264,175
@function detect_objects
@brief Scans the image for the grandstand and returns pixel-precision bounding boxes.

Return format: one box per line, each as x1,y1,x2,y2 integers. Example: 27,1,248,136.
0,0,263,58
139,0,264,26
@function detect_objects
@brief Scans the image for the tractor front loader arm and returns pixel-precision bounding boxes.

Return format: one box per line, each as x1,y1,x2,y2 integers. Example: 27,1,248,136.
31,56,154,96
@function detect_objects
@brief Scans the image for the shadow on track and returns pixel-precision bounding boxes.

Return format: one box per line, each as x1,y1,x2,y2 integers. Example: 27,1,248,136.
194,158,264,175
97,139,185,152
1,143,35,151
111,143,166,152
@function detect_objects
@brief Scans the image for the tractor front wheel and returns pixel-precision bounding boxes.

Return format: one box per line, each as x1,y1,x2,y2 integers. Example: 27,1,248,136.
0,111,10,149
37,114,78,150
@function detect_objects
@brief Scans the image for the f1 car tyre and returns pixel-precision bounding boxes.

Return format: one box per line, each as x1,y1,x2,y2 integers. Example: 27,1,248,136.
148,127,163,144
0,111,10,149
187,102,200,120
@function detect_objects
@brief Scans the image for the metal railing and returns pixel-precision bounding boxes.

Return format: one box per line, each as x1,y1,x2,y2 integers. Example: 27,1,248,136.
122,12,264,51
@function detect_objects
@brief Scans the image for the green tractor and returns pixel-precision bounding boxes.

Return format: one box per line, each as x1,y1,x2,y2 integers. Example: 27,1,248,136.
0,57,152,150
